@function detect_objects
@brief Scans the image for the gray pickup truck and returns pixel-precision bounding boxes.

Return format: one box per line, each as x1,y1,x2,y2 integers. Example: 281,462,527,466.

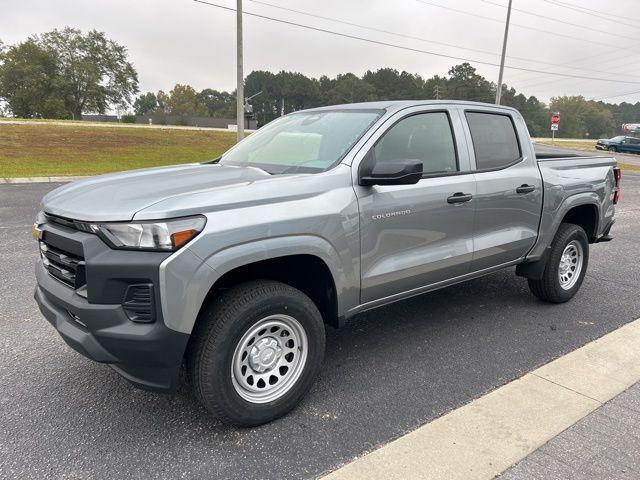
33,101,620,426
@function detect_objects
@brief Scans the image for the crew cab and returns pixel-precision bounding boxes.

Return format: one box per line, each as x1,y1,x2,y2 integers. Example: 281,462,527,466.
596,135,640,153
34,101,620,426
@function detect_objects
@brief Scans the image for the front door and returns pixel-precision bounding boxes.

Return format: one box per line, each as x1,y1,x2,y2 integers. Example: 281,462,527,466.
355,108,477,304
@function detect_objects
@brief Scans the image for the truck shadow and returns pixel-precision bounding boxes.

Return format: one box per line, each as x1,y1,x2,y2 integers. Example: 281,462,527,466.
86,268,539,430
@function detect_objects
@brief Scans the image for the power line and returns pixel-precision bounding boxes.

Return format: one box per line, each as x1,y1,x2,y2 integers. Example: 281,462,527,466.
193,0,640,85
509,49,632,83
481,0,640,42
542,0,640,28
249,0,640,79
250,0,504,59
421,0,640,87
515,59,640,91
595,89,640,102
415,0,625,50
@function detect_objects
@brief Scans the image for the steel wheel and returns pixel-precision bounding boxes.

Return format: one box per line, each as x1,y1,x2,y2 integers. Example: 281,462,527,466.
231,314,308,404
558,240,583,290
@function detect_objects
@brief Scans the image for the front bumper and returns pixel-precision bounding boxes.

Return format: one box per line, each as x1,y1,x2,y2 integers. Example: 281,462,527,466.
34,221,190,392
595,144,607,150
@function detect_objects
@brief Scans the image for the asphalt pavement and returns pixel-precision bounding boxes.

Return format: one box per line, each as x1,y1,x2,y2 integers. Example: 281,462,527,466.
1,174,639,480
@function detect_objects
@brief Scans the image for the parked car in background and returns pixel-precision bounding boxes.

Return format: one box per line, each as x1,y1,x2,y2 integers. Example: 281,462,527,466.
596,135,640,153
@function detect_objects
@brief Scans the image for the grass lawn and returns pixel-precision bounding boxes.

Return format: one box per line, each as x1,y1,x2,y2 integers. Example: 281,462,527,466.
620,163,640,173
533,138,599,152
533,138,640,172
0,123,237,178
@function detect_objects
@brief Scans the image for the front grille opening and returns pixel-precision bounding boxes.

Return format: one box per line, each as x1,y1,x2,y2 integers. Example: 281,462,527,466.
39,241,85,289
122,284,155,323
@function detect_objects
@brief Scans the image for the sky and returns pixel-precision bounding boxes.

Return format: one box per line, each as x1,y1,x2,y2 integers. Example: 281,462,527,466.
2,0,640,105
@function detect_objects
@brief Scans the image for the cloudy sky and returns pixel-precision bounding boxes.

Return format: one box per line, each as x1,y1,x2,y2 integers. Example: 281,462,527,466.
2,0,640,104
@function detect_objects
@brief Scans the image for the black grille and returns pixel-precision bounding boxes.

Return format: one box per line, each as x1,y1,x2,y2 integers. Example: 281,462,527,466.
39,241,85,289
122,284,155,323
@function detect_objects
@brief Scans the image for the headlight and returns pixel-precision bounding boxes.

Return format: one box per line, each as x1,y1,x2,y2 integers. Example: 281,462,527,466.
93,216,206,251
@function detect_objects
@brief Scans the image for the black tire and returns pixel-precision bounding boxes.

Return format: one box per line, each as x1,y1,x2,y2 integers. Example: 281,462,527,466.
608,146,617,152
528,223,589,303
186,280,325,427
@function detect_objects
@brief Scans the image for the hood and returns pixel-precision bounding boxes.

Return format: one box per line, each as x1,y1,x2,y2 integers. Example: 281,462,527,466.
42,163,272,222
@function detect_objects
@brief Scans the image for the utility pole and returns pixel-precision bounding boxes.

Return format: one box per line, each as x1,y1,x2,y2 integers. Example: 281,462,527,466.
495,0,513,105
433,85,441,100
236,0,244,141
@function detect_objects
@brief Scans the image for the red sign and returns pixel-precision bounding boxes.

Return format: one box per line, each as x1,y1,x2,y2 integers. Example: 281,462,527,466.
551,112,560,125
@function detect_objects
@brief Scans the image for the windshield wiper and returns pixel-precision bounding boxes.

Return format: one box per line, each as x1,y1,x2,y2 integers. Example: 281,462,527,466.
202,156,221,165
279,159,324,174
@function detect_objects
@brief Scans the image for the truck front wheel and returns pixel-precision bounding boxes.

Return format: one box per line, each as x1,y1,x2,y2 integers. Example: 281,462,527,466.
187,280,326,426
527,223,589,303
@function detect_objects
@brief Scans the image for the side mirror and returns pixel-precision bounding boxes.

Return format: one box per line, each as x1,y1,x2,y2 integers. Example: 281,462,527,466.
359,159,423,186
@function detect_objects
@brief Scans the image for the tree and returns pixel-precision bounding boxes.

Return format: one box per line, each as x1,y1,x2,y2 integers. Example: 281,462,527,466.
196,88,234,118
0,39,66,118
446,63,494,102
245,70,280,125
276,71,322,112
500,88,548,137
39,28,139,118
156,90,169,114
550,96,616,138
363,68,423,100
164,84,204,116
325,73,375,105
423,75,448,100
133,92,157,116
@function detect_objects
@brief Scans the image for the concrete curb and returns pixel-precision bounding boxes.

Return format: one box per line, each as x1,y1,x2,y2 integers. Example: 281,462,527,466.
322,318,640,480
0,176,88,184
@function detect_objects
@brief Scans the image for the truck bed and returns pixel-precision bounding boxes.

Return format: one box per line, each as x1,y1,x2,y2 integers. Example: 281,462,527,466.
527,152,617,262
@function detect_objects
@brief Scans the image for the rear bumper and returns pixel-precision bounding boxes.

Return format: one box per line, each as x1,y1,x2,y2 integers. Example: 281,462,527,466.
34,227,190,392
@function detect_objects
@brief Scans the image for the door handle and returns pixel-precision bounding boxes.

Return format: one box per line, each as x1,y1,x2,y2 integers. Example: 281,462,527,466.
516,184,536,194
447,192,473,204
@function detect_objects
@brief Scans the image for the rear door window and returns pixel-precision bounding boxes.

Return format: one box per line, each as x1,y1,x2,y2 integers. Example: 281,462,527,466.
465,112,521,170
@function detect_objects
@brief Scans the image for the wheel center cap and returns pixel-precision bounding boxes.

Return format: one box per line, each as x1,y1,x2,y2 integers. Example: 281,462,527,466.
249,337,282,372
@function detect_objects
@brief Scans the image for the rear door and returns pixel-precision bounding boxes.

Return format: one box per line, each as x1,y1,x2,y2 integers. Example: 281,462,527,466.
354,106,476,304
627,137,640,153
462,109,543,271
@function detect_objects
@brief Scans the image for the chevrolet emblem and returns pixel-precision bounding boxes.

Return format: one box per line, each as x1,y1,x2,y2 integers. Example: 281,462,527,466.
32,223,43,240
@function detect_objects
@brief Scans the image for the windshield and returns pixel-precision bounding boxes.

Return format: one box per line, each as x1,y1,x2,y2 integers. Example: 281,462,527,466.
612,136,625,142
219,109,383,174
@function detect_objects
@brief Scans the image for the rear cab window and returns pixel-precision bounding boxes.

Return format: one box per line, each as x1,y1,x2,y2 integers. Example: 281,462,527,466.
465,111,521,170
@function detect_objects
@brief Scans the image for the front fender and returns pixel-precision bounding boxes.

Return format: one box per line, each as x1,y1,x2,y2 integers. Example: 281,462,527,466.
159,235,356,334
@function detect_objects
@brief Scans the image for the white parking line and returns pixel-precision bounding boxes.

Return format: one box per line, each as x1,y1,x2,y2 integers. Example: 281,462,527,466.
322,318,640,480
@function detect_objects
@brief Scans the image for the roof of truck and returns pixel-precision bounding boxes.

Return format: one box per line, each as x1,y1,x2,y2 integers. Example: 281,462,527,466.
304,100,520,114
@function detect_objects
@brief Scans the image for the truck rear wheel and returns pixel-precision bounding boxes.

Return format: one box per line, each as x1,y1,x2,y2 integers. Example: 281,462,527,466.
527,223,589,303
187,280,325,427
